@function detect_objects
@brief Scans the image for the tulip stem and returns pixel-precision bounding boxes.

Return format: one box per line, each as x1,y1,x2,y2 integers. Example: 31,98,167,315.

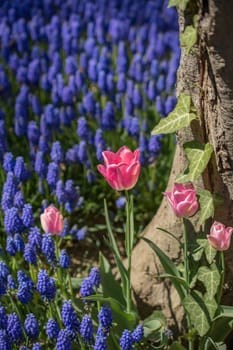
183,219,194,350
217,251,225,305
125,191,133,314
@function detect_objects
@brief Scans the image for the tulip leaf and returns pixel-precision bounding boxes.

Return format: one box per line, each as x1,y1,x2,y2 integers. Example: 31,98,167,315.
103,199,129,299
99,252,126,306
209,305,233,342
168,0,189,11
180,25,197,53
84,294,137,331
176,141,214,183
170,342,187,350
197,189,215,225
142,237,186,300
151,93,198,135
183,291,217,336
197,264,221,298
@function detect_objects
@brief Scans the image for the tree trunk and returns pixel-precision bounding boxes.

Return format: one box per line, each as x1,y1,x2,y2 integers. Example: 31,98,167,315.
131,0,233,330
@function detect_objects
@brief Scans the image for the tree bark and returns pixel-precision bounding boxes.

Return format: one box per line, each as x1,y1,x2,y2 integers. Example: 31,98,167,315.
131,0,233,330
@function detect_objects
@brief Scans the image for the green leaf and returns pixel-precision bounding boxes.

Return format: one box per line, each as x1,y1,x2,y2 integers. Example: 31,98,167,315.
99,253,126,306
197,264,221,298
70,277,82,290
191,238,207,261
203,338,227,350
84,294,137,331
143,311,166,342
197,189,215,225
205,244,217,265
183,291,217,336
180,25,197,53
168,0,189,10
152,94,198,135
142,237,186,300
170,342,187,350
209,305,233,342
176,141,214,183
103,199,129,299
159,274,189,290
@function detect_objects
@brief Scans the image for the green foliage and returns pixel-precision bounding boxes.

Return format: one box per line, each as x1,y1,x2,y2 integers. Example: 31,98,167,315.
197,264,221,298
168,0,190,11
180,24,197,53
176,141,213,183
152,93,198,135
170,342,187,350
209,305,233,342
183,291,217,336
197,189,215,225
142,237,186,300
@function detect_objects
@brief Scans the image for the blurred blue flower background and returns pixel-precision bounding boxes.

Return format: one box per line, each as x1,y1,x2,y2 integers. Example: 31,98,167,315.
0,0,179,243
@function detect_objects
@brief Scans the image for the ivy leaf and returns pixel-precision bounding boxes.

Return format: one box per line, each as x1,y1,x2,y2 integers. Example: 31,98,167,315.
191,238,209,263
197,264,221,298
183,291,217,336
205,244,217,265
180,25,197,53
176,141,213,183
197,189,214,225
168,0,189,11
152,94,198,135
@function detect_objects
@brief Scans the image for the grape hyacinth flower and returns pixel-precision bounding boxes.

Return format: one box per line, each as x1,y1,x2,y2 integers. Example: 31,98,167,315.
59,249,70,269
37,270,56,302
46,318,60,340
41,234,56,264
7,313,24,344
56,329,72,350
80,315,94,345
24,313,39,340
120,329,133,350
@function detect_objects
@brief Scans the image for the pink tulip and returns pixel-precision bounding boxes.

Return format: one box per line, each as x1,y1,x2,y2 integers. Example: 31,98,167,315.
207,221,233,251
163,183,199,218
97,146,140,191
40,206,64,235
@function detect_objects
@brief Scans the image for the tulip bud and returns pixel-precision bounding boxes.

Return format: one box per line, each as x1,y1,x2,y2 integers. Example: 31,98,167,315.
207,221,233,251
40,206,64,235
163,183,199,218
97,146,140,191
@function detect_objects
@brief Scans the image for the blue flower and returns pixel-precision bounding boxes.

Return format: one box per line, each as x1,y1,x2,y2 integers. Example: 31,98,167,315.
61,300,79,333
132,324,144,343
46,318,60,340
0,330,12,350
80,315,94,345
22,204,34,229
24,314,39,340
59,250,70,269
98,305,113,330
89,267,101,288
120,329,133,350
56,330,72,350
42,234,56,264
0,306,8,329
7,313,24,343
37,270,56,302
24,243,37,265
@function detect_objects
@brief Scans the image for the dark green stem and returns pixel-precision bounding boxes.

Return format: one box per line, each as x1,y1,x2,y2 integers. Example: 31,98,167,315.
183,219,194,350
125,190,133,314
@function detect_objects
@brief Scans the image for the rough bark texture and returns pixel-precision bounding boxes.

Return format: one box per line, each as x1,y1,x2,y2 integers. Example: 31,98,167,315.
131,0,233,330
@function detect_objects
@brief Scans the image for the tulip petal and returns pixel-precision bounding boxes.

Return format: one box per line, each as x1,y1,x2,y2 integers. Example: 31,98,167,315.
102,151,122,165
